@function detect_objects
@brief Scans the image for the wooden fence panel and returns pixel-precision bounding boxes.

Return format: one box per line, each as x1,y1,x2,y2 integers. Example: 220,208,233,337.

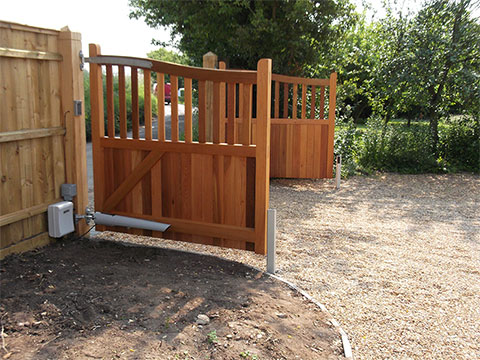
0,21,88,259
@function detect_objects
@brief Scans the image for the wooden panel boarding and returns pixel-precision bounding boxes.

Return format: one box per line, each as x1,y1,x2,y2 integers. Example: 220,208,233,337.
88,46,271,254
269,72,337,178
0,22,88,259
217,61,337,179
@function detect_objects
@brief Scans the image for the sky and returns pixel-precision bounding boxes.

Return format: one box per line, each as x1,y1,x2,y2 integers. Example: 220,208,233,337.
2,0,478,60
1,0,171,58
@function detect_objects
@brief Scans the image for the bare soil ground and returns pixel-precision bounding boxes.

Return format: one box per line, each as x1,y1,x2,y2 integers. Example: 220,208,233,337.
90,173,480,359
0,239,343,360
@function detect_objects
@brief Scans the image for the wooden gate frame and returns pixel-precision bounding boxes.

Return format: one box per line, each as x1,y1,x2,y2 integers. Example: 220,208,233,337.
89,45,272,254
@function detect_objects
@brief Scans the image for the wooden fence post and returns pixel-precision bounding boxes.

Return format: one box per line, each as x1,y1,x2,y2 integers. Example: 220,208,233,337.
255,58,272,255
88,44,105,228
58,27,89,235
326,71,337,178
203,52,217,142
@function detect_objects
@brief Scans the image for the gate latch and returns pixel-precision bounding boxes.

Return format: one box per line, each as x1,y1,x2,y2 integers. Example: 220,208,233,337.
74,100,82,116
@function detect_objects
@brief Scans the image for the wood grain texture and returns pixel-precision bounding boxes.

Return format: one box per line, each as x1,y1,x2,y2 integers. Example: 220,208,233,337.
184,78,192,143
254,59,272,255
198,80,206,143
1,23,88,255
326,72,337,178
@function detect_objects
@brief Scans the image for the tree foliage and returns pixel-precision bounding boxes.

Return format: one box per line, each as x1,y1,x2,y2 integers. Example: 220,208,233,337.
370,0,480,150
147,47,190,65
129,0,356,75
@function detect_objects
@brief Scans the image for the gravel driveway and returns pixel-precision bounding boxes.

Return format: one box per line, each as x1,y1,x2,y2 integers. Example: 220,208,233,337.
95,173,480,359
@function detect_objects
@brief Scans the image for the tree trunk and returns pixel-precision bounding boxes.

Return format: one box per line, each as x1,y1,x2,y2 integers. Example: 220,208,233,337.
429,111,439,156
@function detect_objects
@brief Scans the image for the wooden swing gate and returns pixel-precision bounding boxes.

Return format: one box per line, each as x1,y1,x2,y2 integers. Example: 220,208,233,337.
88,44,272,254
269,73,337,178
218,62,337,179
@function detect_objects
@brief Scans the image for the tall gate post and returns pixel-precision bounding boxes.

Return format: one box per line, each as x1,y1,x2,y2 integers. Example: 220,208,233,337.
255,59,272,255
203,52,217,142
326,71,337,178
58,27,89,235
88,44,106,230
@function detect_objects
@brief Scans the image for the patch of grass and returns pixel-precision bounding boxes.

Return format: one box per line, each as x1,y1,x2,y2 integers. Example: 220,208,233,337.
240,351,258,359
206,330,218,344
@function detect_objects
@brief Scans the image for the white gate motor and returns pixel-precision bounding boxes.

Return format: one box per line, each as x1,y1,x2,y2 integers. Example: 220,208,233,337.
48,184,170,238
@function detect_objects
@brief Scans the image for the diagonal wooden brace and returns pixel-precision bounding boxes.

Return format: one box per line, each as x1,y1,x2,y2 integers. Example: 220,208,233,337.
102,150,165,212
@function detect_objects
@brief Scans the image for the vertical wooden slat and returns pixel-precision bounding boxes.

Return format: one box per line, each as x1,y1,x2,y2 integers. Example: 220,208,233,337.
144,70,152,140
319,86,325,119
198,80,206,143
254,58,272,255
157,73,165,141
118,66,127,138
171,75,178,142
274,81,280,119
326,73,337,178
301,83,307,119
226,82,235,145
106,65,115,138
89,44,105,213
131,67,139,139
292,83,298,120
184,77,193,143
213,81,221,144
310,85,316,119
219,61,226,142
283,83,289,118
203,52,217,142
241,83,252,145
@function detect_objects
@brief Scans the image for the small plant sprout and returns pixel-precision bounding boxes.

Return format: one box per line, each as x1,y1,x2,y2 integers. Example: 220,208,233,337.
206,330,218,344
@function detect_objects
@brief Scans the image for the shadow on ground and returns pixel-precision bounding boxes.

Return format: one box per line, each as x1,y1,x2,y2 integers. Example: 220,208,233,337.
0,239,342,359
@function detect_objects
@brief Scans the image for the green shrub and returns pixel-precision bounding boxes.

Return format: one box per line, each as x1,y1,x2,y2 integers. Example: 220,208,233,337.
84,70,159,141
357,117,438,173
334,120,360,177
438,116,480,172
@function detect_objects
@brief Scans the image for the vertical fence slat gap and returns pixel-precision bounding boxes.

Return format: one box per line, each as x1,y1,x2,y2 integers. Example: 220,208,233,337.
320,86,325,120
274,81,280,119
292,83,298,120
131,67,139,139
241,83,252,145
184,77,193,143
157,73,165,141
301,83,307,119
106,65,115,138
283,83,289,118
310,85,316,119
144,70,152,140
227,82,235,145
171,75,178,142
118,66,127,138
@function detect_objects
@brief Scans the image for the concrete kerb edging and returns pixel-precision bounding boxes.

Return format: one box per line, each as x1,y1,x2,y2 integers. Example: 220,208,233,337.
89,236,354,359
